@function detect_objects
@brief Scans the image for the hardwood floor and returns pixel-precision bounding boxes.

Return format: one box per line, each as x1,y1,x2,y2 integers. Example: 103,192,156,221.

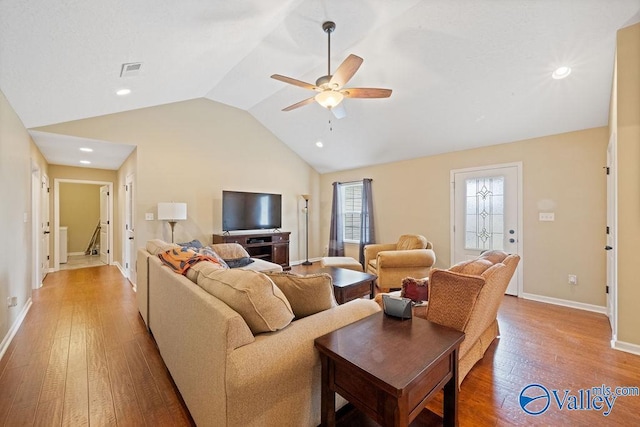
1,264,639,426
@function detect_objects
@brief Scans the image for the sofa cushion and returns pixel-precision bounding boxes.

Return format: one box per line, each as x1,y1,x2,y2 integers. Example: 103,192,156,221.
146,239,179,255
396,234,428,250
196,268,294,334
265,272,337,319
449,258,493,276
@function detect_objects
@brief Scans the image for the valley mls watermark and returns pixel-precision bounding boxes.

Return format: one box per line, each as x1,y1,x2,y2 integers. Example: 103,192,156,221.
519,383,639,416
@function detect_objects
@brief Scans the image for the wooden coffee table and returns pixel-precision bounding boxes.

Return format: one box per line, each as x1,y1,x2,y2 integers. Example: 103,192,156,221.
315,312,465,427
317,267,376,305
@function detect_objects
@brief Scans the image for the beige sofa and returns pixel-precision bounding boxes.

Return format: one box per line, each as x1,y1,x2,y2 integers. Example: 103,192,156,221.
136,239,380,427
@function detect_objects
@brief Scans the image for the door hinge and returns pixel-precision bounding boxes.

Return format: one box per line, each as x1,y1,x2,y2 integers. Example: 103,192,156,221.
107,249,110,254
606,226,610,235
125,262,129,269
126,224,129,230
107,220,110,225
605,166,610,175
47,187,50,193
606,285,609,294
107,191,110,196
47,255,50,260
125,185,128,191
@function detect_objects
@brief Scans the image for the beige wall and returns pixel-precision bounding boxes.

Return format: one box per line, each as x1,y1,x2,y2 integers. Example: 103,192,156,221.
59,183,101,253
36,98,321,267
47,165,119,263
615,22,640,346
0,88,48,347
320,127,608,307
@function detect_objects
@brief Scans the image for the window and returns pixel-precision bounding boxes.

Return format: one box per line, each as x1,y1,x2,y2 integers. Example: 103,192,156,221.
341,182,362,243
464,176,504,251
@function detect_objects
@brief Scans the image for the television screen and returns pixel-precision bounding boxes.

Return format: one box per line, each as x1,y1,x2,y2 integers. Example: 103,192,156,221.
222,191,282,231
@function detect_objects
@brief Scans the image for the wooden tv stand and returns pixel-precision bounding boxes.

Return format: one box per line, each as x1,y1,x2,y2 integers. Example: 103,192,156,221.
213,231,290,270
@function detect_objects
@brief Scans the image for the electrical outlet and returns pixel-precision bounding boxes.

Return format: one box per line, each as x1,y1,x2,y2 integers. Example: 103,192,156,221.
568,274,578,285
145,213,154,220
7,296,17,307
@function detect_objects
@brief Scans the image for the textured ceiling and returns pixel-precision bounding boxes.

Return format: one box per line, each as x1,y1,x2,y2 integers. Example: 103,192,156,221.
1,0,639,172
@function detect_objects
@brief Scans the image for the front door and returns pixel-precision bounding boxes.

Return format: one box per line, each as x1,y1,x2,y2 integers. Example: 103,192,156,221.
99,185,110,265
452,163,522,295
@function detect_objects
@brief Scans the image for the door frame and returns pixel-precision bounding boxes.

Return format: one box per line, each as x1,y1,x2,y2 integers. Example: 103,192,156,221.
124,173,136,284
30,161,48,288
606,133,618,342
53,179,114,270
450,162,524,296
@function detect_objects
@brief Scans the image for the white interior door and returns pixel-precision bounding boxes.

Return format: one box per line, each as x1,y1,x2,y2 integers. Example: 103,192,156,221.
40,174,50,281
99,185,110,264
124,175,136,282
606,135,617,338
452,163,522,295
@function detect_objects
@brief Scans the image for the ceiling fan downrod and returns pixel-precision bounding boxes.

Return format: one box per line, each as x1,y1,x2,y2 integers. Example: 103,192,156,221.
323,21,335,78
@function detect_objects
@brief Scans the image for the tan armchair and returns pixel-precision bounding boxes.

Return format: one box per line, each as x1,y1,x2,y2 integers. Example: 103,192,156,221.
425,250,520,385
364,234,436,292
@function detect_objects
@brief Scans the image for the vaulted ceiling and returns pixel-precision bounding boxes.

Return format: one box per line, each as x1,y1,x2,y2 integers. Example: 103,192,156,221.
1,0,639,172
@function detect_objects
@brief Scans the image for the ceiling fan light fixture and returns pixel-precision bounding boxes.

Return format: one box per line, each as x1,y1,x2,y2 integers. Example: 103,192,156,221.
315,90,344,109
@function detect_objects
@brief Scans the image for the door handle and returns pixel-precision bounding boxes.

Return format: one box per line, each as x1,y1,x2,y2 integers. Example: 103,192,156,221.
43,231,50,234
129,237,134,240
605,246,613,251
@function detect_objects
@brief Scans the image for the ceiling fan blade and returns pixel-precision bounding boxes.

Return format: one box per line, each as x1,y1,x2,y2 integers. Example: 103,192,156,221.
271,74,318,91
331,103,347,119
329,54,363,89
342,88,392,98
282,97,316,111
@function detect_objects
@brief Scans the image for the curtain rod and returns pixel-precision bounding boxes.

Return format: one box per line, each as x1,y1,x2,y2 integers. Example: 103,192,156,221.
333,178,373,185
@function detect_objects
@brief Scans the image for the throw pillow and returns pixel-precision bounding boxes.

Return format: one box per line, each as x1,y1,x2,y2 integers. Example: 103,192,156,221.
265,272,337,319
198,247,229,269
225,257,255,268
400,277,429,302
196,269,293,334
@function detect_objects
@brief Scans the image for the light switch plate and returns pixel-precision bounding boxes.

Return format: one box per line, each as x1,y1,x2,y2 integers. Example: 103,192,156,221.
145,213,154,220
539,212,555,221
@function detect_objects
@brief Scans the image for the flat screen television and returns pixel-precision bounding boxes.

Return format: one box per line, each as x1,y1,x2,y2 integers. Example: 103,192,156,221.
222,190,282,232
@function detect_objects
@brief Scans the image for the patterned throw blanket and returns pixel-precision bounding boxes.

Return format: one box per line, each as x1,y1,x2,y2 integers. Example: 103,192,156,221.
158,247,225,275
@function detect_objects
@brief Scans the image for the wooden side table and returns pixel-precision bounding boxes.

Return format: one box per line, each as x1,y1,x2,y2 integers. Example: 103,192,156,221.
315,312,464,427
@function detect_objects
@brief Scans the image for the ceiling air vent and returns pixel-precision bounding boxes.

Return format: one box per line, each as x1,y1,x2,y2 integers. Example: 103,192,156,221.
120,62,142,77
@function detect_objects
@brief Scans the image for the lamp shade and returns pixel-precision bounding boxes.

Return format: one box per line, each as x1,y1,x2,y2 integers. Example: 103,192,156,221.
157,202,187,221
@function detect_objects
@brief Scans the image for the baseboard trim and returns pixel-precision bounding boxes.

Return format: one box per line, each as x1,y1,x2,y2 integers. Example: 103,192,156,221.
612,340,640,356
0,298,32,362
521,292,607,314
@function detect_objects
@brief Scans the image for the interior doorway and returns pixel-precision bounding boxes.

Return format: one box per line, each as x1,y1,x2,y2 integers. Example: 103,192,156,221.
54,179,113,270
451,162,523,296
606,133,617,341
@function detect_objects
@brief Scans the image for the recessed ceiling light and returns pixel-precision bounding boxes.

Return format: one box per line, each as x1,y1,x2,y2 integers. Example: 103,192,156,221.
79,147,93,152
316,141,324,148
552,66,571,80
80,160,91,165
116,88,131,96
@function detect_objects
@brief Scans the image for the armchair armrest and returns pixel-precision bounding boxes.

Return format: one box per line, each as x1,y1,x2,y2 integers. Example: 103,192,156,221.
364,243,397,267
376,249,436,268
425,269,484,331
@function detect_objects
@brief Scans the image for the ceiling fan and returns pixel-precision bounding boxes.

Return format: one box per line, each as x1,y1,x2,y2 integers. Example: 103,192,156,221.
271,21,392,119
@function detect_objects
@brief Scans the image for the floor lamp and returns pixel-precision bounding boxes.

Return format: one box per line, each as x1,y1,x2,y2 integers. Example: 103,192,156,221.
158,202,187,243
301,194,312,265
